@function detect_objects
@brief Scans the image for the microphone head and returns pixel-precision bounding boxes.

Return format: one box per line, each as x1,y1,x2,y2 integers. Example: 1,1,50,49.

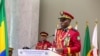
49,34,55,37
52,34,55,36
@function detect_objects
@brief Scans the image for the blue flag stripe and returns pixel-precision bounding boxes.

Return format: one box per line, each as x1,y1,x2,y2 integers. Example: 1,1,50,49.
0,50,6,56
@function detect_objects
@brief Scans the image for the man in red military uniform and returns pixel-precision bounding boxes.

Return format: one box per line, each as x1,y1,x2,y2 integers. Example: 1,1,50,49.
35,32,52,50
53,11,81,56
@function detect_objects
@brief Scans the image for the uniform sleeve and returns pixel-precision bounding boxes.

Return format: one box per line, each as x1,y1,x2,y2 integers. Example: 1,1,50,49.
63,31,81,54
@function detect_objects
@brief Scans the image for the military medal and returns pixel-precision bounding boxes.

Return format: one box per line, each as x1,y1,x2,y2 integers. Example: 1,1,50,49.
56,29,70,48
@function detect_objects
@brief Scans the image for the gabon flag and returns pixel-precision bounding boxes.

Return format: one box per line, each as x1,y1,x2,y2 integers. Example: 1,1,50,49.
0,0,8,56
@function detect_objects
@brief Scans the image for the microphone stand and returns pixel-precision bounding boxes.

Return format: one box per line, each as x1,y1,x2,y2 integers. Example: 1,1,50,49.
48,34,56,52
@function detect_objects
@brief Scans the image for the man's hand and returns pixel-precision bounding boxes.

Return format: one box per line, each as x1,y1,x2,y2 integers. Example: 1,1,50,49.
56,48,63,54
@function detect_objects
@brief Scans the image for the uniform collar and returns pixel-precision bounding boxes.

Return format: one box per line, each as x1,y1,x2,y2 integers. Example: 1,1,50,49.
39,40,47,43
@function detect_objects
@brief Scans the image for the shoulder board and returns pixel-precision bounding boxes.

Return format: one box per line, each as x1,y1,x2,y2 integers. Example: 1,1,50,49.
71,28,78,32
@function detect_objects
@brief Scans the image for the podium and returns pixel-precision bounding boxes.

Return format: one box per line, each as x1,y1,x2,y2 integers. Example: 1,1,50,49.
18,49,60,56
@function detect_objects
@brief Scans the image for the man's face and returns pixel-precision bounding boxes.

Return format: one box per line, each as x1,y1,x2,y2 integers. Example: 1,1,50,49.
60,18,71,28
40,35,47,41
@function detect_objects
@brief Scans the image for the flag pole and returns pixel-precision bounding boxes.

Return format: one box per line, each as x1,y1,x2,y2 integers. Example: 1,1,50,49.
76,21,78,25
86,20,88,26
95,19,99,56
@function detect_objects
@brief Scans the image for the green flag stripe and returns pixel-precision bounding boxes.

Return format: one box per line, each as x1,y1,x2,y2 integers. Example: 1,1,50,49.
0,0,5,25
0,0,8,56
82,25,91,56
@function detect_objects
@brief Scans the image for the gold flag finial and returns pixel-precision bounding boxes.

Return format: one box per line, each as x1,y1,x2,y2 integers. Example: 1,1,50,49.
86,20,89,28
76,21,78,25
57,24,59,28
56,23,60,29
86,21,88,25
95,19,98,24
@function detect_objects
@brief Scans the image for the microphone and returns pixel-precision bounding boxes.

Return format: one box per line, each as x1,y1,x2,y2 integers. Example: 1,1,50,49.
52,34,55,36
49,34,55,37
48,34,56,52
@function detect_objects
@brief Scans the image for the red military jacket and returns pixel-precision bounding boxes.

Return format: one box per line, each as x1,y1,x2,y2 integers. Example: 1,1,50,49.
35,40,52,50
54,26,81,56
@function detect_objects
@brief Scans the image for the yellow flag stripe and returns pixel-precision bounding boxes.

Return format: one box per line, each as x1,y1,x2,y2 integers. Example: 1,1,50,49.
87,49,92,56
0,21,5,53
